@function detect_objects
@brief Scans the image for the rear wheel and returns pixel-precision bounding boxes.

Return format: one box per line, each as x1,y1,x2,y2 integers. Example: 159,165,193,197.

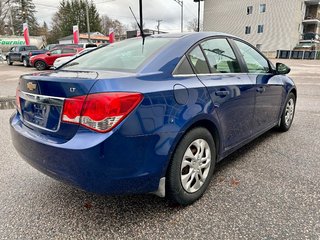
166,127,216,205
278,92,296,132
7,57,12,65
34,60,47,71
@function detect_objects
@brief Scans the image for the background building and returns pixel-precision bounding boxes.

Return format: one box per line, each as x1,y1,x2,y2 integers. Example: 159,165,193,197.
58,32,109,44
203,0,320,54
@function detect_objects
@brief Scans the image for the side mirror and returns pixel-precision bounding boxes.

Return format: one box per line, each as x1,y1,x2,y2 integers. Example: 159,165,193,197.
47,52,51,56
276,63,291,75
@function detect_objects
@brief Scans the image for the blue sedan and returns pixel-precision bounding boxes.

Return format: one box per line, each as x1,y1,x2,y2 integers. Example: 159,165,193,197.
10,32,296,205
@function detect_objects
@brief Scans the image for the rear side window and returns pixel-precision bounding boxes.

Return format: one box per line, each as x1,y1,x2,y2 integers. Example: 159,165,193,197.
188,46,210,74
201,38,241,73
234,40,270,73
173,55,194,75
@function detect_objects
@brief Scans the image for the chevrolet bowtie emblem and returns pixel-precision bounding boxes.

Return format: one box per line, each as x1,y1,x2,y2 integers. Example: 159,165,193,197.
27,82,37,91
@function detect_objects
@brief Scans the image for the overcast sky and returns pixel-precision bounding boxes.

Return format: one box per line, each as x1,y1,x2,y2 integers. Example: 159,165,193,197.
32,0,204,32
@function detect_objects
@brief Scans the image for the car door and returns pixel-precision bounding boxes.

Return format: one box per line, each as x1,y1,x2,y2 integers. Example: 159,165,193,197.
45,49,63,66
232,40,284,134
11,46,22,61
187,38,256,150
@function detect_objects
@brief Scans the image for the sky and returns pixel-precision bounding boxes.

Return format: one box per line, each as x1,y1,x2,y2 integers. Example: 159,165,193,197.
32,0,204,32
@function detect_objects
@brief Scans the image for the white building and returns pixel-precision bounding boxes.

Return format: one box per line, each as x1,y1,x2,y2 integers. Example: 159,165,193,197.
203,0,320,52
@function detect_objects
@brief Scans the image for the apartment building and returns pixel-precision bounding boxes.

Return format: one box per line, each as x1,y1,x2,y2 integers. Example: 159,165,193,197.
203,0,320,52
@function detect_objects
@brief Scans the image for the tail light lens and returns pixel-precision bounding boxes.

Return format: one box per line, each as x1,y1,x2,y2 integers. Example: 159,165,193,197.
29,52,32,57
15,88,21,112
62,92,143,133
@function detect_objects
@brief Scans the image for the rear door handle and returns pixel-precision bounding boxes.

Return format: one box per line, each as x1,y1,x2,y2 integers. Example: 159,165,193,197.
215,90,230,97
256,86,266,93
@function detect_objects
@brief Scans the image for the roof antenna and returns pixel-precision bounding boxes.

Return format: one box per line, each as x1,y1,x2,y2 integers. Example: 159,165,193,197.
129,0,146,46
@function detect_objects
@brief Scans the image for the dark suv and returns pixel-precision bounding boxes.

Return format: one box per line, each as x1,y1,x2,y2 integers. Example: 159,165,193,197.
7,45,47,67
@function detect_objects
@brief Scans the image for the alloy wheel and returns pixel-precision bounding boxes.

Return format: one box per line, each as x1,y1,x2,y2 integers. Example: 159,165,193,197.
180,139,211,193
285,98,295,126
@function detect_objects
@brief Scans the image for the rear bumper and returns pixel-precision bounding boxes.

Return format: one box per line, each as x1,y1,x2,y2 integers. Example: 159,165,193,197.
10,113,169,195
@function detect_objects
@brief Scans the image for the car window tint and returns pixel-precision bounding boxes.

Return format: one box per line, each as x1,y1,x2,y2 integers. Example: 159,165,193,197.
188,46,210,74
234,40,270,73
62,48,76,54
62,38,173,72
25,46,38,51
173,55,194,75
51,49,62,55
201,38,241,73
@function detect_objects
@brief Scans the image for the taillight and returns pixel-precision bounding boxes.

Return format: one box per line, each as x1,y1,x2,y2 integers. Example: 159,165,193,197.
29,52,32,57
15,88,21,111
62,92,143,133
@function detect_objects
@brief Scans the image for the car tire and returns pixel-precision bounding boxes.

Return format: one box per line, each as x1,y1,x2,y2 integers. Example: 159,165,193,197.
166,127,216,206
7,57,12,65
23,58,29,67
34,60,47,71
278,92,296,132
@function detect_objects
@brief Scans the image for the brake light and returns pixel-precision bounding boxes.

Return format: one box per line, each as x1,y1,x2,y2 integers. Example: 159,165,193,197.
29,52,32,57
15,88,21,111
62,92,143,133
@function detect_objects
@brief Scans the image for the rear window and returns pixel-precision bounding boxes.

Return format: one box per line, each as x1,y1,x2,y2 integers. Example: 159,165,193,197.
25,46,38,51
62,38,173,72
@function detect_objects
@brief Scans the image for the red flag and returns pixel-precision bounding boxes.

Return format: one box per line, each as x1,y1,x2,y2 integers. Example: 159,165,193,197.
23,23,30,46
109,28,115,43
73,25,79,44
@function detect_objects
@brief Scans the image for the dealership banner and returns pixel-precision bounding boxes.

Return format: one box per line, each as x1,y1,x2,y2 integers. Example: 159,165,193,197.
23,23,30,46
109,28,115,43
73,25,79,44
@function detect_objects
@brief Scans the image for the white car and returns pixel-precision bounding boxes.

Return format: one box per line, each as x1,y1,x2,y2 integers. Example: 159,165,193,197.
53,47,96,68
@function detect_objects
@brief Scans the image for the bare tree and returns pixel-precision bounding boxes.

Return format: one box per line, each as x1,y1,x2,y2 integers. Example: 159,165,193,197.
187,18,203,32
101,15,127,39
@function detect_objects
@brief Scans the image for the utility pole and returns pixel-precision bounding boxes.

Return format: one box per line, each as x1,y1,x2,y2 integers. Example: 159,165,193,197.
194,0,204,32
86,4,91,42
173,0,183,32
156,20,163,34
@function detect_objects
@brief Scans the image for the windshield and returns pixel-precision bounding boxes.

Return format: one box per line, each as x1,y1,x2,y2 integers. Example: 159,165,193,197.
62,37,174,72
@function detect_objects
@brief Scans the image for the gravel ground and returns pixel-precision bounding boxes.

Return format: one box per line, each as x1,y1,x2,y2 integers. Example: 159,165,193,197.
0,60,319,239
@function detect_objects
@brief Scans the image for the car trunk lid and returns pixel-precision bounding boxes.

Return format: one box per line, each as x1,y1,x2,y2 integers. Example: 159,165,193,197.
17,71,100,140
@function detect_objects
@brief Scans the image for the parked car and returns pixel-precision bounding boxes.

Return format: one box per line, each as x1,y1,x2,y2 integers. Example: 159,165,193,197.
77,43,97,48
53,47,96,68
11,33,296,205
6,45,47,67
30,47,82,70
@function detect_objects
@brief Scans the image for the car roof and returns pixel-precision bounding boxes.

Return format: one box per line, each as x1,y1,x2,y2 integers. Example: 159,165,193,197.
151,32,236,40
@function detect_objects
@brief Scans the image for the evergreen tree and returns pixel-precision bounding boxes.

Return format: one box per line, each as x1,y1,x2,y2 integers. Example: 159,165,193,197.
51,0,102,41
11,0,39,35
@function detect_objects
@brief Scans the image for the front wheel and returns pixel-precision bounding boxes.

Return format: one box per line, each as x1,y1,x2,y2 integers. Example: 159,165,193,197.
7,57,12,65
278,92,296,132
34,60,47,71
166,127,216,206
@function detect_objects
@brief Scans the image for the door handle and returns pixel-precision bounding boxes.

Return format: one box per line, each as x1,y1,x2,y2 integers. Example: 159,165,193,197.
215,90,230,97
256,86,266,93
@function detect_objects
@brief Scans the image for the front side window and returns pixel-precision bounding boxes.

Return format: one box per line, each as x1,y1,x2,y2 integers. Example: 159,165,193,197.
62,48,77,54
260,4,266,13
188,46,210,74
51,49,62,55
245,26,251,34
234,40,269,73
201,38,241,73
62,38,173,72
